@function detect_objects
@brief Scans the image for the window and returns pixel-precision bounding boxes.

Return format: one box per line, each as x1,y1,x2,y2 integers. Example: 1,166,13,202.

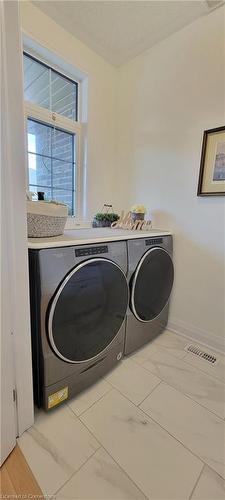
23,52,80,216
27,119,75,215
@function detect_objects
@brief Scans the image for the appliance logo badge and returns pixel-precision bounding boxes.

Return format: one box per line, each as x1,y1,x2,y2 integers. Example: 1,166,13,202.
48,387,68,409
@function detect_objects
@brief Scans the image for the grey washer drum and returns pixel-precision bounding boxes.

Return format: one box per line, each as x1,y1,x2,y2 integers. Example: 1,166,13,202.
48,257,128,364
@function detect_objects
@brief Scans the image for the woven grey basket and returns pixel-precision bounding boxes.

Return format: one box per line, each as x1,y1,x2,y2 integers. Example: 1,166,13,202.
27,213,67,238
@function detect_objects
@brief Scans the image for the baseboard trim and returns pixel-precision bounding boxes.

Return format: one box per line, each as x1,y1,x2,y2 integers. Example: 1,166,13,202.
167,317,225,355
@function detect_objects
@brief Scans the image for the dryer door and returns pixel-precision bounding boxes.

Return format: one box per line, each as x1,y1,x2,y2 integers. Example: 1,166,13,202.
48,258,128,363
131,247,174,322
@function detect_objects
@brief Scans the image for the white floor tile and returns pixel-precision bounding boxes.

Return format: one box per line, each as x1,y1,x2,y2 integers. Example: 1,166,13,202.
153,329,188,359
131,341,167,365
105,358,160,405
140,382,225,478
67,378,111,416
18,405,99,495
80,389,203,500
191,465,225,500
132,344,225,418
183,350,225,383
56,448,147,499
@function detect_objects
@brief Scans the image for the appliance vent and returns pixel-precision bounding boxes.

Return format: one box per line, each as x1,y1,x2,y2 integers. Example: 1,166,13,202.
185,344,218,364
206,0,224,10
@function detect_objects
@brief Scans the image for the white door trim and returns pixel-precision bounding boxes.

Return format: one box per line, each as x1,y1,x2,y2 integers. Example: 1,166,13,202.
0,0,34,465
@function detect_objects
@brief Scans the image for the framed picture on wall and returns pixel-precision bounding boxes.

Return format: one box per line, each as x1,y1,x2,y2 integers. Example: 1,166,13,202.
197,126,225,196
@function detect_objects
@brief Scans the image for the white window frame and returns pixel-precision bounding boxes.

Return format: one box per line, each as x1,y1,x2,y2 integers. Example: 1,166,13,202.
23,51,83,221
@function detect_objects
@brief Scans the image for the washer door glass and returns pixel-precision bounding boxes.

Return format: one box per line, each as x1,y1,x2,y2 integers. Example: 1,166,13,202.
131,247,174,322
48,258,128,363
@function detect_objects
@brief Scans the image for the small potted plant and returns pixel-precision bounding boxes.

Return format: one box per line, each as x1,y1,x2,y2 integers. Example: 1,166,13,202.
131,204,147,221
92,212,120,228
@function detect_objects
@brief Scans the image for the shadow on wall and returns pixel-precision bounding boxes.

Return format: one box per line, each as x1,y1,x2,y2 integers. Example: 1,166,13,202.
152,210,225,347
152,210,174,230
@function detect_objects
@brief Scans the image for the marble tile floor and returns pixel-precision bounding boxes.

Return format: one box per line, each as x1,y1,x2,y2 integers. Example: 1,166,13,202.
18,330,225,500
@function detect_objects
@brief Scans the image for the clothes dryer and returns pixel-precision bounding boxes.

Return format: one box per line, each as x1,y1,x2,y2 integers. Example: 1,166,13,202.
125,235,174,355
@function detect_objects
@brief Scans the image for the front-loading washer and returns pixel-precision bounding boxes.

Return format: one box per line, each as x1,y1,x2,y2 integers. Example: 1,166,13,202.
29,241,128,410
125,235,174,355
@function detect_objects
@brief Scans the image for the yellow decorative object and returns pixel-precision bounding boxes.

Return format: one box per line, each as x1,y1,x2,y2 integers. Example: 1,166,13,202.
130,204,147,214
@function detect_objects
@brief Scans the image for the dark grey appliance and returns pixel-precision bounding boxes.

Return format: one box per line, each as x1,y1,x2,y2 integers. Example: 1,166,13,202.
125,235,174,355
29,241,128,410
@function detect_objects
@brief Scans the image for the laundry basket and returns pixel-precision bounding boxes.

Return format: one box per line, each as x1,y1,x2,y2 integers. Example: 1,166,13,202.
27,200,68,238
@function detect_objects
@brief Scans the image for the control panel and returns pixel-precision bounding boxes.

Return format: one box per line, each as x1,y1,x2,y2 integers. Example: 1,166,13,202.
75,245,108,257
145,238,163,246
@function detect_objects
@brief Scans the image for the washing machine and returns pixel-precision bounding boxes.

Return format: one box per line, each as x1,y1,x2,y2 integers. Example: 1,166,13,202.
29,241,128,410
125,235,174,355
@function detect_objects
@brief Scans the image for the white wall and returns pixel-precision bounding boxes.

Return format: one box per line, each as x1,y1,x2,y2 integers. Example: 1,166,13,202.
20,1,118,220
116,7,225,350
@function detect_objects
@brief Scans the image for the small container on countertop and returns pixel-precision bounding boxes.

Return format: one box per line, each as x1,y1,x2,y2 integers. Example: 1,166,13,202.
27,200,68,238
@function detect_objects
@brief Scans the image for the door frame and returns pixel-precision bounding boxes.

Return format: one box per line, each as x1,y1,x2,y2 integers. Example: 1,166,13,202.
1,0,34,465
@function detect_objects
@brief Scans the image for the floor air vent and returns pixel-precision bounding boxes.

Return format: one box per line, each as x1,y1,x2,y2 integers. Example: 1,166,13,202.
185,344,218,364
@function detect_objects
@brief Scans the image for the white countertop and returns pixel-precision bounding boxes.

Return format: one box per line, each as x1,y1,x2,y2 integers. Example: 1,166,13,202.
28,228,171,249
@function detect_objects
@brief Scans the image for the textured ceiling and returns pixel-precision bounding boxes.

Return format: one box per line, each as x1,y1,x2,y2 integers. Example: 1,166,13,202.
32,1,223,66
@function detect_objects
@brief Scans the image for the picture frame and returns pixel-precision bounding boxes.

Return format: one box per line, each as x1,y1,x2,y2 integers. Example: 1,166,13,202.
197,126,225,196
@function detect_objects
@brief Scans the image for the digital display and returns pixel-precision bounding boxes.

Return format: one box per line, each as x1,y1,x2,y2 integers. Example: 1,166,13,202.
75,246,108,257
145,238,163,246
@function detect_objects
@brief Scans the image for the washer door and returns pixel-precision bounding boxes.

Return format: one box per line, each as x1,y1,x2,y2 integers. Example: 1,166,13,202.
48,258,128,363
131,247,174,322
